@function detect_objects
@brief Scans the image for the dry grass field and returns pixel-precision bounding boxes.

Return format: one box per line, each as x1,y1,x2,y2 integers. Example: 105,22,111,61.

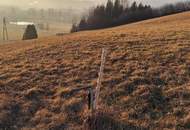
0,12,190,129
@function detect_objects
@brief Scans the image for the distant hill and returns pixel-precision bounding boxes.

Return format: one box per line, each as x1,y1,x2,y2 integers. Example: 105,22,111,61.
0,12,190,130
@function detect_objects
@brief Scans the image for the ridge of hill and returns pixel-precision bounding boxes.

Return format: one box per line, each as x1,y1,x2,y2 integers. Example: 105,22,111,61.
0,12,190,129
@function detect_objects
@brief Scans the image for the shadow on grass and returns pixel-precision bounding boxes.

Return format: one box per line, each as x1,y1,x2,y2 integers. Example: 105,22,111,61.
85,111,147,130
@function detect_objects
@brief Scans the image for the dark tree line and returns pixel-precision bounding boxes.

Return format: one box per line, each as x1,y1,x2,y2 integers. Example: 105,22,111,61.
71,0,190,32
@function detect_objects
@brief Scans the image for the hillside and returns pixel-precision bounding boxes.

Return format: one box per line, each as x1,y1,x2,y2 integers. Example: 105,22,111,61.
0,12,190,130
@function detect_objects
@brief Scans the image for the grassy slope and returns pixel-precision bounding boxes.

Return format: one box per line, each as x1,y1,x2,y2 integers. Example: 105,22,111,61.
0,12,190,129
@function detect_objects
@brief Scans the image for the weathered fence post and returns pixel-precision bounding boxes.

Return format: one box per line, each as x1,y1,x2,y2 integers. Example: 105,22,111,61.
3,17,9,41
94,48,107,110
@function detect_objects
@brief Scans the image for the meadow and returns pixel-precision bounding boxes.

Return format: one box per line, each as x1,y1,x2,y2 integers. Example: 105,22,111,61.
0,12,190,130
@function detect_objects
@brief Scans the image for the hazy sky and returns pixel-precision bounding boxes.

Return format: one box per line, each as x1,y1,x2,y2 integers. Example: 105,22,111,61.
0,0,188,9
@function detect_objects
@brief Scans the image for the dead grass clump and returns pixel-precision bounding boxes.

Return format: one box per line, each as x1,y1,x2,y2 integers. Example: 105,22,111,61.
87,112,120,130
28,107,68,130
65,100,84,124
173,108,186,118
22,100,43,117
84,110,147,130
49,123,68,130
48,114,68,130
65,101,84,114
25,87,45,100
0,93,20,129
119,34,127,37
56,87,74,99
147,86,168,120
148,86,165,110
33,109,52,122
181,114,190,129
30,109,67,130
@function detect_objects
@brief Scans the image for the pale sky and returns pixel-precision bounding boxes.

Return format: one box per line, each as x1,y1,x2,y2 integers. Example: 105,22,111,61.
0,0,189,9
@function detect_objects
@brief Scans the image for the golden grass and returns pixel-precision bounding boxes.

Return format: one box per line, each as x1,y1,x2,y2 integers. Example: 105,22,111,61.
0,12,190,129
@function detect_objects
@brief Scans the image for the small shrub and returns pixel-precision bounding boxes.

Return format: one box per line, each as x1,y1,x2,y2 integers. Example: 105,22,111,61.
23,25,38,40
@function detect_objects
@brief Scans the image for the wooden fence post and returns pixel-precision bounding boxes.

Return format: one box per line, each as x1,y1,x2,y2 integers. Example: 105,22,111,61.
94,48,107,110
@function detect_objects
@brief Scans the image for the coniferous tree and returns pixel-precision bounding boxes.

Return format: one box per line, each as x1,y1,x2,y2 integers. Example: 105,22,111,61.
131,1,138,11
113,0,123,18
87,5,107,29
70,0,190,32
106,0,114,19
138,3,144,10
78,17,87,31
71,23,78,33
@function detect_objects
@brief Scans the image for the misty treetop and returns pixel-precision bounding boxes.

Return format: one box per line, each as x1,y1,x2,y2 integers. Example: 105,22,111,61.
71,0,190,32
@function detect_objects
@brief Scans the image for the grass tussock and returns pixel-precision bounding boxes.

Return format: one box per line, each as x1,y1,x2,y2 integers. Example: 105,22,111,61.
84,109,148,130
